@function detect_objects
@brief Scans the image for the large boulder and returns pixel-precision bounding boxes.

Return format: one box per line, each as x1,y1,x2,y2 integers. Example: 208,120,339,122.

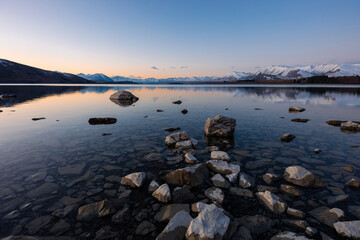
109,90,139,106
204,115,236,137
333,221,360,239
256,191,287,214
77,200,114,221
164,163,209,187
121,172,146,188
156,210,193,240
283,166,322,188
186,204,230,240
340,121,360,132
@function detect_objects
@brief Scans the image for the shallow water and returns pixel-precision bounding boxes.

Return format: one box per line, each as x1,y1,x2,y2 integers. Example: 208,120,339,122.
0,84,359,239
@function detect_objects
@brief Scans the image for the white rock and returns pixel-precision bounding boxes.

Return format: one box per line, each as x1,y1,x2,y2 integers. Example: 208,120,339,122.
165,132,190,147
210,174,229,189
340,121,360,131
271,231,310,240
256,190,287,214
225,172,238,183
148,180,160,192
121,172,146,188
206,160,240,175
239,172,255,188
156,210,193,240
211,151,230,161
175,140,192,150
185,153,197,164
205,187,224,204
283,166,318,188
191,202,208,213
152,183,171,203
186,204,230,240
334,221,360,239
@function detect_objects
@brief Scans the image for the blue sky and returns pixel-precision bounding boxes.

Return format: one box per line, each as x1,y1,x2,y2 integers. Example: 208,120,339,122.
0,0,359,78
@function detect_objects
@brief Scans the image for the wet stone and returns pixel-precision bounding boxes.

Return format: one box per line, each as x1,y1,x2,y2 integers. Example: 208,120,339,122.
239,172,255,189
205,187,224,204
154,204,190,222
25,215,53,235
211,174,230,189
333,221,360,239
229,187,254,198
263,173,280,185
256,190,287,214
280,184,303,197
135,220,156,236
58,163,86,175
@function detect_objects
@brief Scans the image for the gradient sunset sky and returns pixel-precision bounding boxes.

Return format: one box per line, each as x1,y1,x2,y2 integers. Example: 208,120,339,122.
1,0,360,78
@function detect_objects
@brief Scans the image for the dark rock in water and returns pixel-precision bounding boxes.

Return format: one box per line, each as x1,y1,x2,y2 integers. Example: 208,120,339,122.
346,178,360,189
25,215,53,234
205,135,234,150
280,133,296,142
88,118,117,125
254,108,263,110
309,206,344,227
326,120,360,126
289,106,305,112
32,117,46,121
50,219,71,235
77,200,114,221
0,110,2,112
172,100,182,104
333,221,360,239
291,118,309,123
350,145,360,148
144,115,148,118
109,90,139,107
101,133,112,136
156,210,192,240
204,115,236,137
164,127,181,132
26,183,59,198
340,121,360,132
154,204,190,222
157,109,164,112
181,109,188,114
172,186,196,203
112,207,131,224
135,220,156,236
341,166,354,173
0,94,16,99
95,226,119,239
314,148,321,154
235,214,274,235
163,163,209,187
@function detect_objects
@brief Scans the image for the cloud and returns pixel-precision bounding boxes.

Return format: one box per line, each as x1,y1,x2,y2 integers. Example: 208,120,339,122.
170,66,176,69
151,66,159,70
180,66,188,69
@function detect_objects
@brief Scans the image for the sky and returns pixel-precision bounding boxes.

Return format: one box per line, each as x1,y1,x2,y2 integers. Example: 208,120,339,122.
0,0,360,78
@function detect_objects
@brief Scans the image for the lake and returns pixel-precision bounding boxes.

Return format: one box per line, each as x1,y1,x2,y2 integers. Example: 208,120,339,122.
0,84,359,239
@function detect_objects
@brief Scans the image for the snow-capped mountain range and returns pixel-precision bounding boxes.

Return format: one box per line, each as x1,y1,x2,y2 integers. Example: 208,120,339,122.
77,63,360,83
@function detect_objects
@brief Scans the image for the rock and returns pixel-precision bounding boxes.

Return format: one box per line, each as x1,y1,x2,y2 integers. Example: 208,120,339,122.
289,106,305,112
25,171,47,183
305,227,318,237
186,204,230,240
165,127,181,132
185,153,197,164
165,132,190,147
239,172,255,188
257,185,278,193
280,184,303,197
263,173,280,184
181,109,188,114
148,180,160,192
121,172,146,188
175,140,192,150
314,148,321,154
157,109,164,112
101,133,112,136
204,187,224,204
167,155,184,165
156,210,192,240
327,194,349,205
283,166,321,188
229,187,254,198
0,94,16,98
32,117,46,121
88,118,117,125
206,160,240,175
95,226,119,239
204,115,236,137
334,221,360,239
109,90,139,106
191,138,199,148
60,196,83,205
155,204,190,222
211,151,230,161
348,206,360,219
283,219,309,230
236,214,274,235
271,231,309,240
191,202,209,213
341,166,354,173
308,206,344,227
287,207,305,219
226,172,238,183
152,183,171,203
163,163,209,187
135,220,156,236
172,100,182,104
211,174,230,189
326,120,347,126
256,191,287,214
280,133,296,142
77,200,114,221
112,207,131,224
291,118,309,123
58,163,86,175
346,178,360,189
50,219,70,235
340,121,360,132
25,215,53,235
172,187,196,203
26,183,59,198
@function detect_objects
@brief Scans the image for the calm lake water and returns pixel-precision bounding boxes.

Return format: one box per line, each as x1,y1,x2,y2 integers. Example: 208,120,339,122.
0,84,359,239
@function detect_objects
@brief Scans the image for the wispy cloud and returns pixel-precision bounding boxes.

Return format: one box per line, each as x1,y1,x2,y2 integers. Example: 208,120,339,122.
180,66,188,69
151,66,159,70
170,66,176,69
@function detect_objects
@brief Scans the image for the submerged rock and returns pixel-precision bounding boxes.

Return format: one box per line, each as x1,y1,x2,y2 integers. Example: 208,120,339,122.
156,210,192,240
291,118,309,123
186,204,230,240
163,163,209,187
204,115,236,137
121,172,146,188
0,94,16,99
283,166,322,188
88,118,117,125
164,127,181,132
280,133,296,142
334,221,360,239
256,190,287,214
25,216,53,235
289,106,305,112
